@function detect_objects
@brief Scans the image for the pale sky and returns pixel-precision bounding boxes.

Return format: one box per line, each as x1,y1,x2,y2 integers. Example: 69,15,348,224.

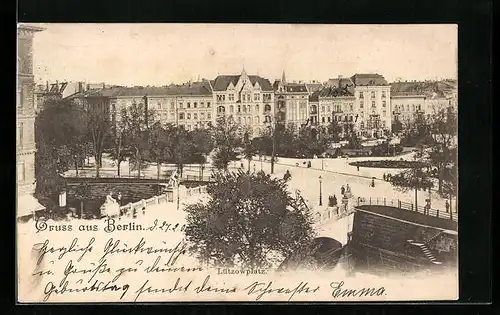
29,23,457,86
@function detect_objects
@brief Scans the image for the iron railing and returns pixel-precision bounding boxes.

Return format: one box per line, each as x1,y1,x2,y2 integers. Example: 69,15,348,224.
355,197,457,221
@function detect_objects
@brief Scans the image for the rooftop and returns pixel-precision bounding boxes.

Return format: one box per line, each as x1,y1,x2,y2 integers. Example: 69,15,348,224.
351,73,389,86
319,86,355,98
212,75,273,91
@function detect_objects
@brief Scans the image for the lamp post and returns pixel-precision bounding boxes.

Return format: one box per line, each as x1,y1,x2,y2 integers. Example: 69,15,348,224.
265,117,277,174
319,175,323,206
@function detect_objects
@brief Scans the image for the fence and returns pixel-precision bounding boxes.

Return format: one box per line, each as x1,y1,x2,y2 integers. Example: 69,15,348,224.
65,170,215,183
117,185,208,213
355,196,457,221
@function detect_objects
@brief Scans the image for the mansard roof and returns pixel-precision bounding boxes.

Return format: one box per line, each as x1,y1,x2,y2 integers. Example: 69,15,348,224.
212,75,273,91
319,86,355,98
351,73,389,86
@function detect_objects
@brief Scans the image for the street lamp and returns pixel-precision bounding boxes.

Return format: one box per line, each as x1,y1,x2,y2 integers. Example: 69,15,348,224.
319,175,323,206
265,117,277,174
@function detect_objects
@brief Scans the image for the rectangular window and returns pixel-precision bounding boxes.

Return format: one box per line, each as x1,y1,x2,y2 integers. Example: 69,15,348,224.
18,123,23,149
187,113,191,119
194,102,197,108
360,101,364,108
382,91,386,98
17,162,25,182
17,86,22,108
327,117,331,122
194,113,198,120
207,113,211,119
372,101,376,108
359,92,364,98
179,102,183,109
383,110,387,116
238,105,241,113
179,113,185,120
382,100,386,107
371,91,376,99
322,117,325,123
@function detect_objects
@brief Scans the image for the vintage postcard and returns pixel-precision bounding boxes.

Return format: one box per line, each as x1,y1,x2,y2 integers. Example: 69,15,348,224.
16,23,458,303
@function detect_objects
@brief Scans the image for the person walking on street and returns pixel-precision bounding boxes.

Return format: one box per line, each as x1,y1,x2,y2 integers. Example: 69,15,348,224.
341,185,345,196
445,200,450,213
332,194,338,206
357,166,360,172
283,170,292,181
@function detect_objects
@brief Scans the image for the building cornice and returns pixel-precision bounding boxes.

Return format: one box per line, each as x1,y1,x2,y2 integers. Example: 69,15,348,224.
390,94,426,99
17,24,45,36
17,148,37,155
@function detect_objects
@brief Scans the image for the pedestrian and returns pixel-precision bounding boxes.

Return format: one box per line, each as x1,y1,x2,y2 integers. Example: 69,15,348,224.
341,185,345,196
283,170,291,181
307,161,311,168
332,194,338,206
117,192,122,207
371,178,375,187
383,173,386,181
357,166,360,172
445,200,450,213
253,164,256,173
328,195,334,207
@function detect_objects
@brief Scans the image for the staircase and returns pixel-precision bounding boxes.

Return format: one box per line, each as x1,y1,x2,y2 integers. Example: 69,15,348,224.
407,240,442,265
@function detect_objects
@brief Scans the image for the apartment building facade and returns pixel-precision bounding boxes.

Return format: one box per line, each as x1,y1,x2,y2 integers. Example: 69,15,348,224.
17,24,45,218
211,69,275,136
351,74,392,138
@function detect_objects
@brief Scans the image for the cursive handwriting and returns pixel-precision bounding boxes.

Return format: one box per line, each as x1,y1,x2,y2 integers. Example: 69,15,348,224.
34,238,95,266
134,278,192,302
59,259,111,286
245,281,320,301
43,278,129,301
193,275,237,294
330,281,386,298
99,238,187,263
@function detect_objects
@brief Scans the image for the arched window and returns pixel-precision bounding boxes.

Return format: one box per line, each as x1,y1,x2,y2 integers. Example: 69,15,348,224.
229,105,234,113
264,104,271,112
217,106,225,113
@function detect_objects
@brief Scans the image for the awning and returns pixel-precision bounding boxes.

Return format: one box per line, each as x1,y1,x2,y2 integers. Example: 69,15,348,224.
17,194,45,218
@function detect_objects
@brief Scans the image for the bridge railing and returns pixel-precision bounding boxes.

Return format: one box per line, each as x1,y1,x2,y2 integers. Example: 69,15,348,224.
355,196,457,221
117,185,208,214
63,171,215,183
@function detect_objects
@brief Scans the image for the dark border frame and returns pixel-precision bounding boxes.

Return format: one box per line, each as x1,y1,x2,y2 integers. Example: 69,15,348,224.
10,0,492,311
